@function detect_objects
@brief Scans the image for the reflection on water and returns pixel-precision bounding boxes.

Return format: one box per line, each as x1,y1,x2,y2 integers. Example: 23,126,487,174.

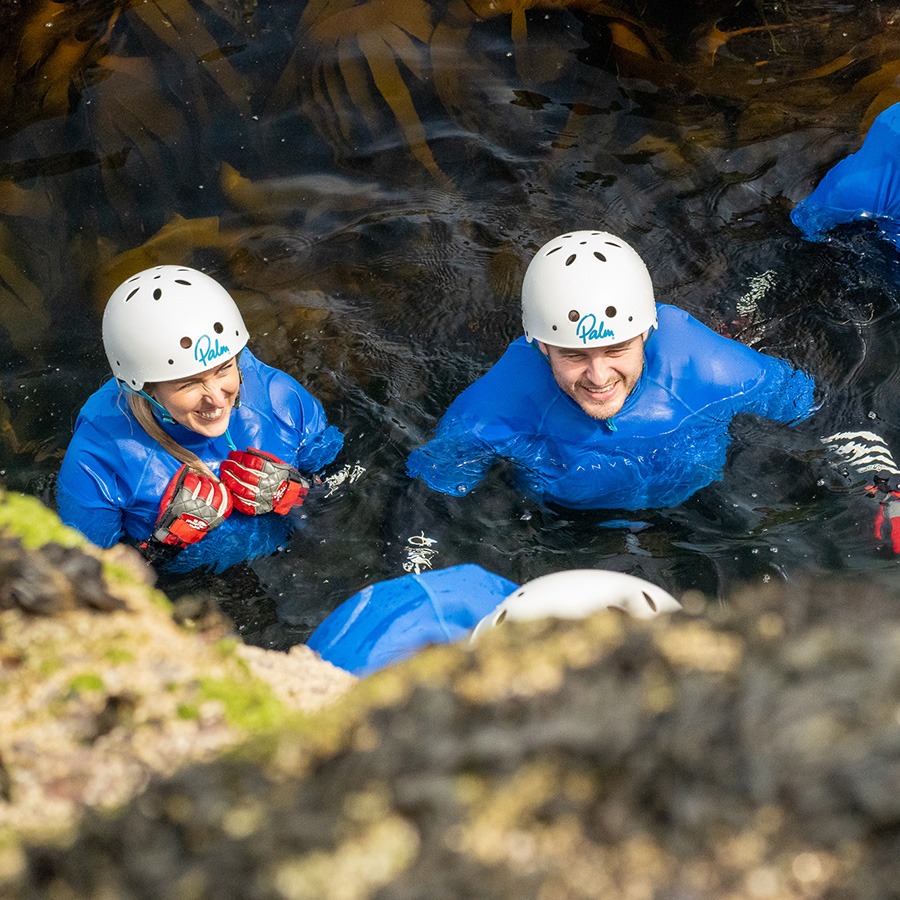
1,0,899,647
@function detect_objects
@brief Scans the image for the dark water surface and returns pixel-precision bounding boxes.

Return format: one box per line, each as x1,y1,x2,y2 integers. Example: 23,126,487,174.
0,0,898,647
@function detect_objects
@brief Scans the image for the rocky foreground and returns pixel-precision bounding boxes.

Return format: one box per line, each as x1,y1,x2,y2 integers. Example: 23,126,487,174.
1,491,899,898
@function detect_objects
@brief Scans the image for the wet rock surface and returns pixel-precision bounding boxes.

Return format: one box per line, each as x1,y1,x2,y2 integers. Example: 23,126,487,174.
11,573,900,899
0,491,355,889
0,534,123,614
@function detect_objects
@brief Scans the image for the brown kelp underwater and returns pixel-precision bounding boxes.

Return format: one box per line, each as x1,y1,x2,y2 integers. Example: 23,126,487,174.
0,0,899,458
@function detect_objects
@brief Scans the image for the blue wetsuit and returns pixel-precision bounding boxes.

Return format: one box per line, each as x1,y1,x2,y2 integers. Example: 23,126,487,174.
791,101,900,249
308,564,517,677
56,349,343,573
407,304,815,511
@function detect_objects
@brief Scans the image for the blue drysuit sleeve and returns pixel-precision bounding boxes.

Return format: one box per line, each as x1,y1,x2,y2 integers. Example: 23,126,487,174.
661,311,817,426
406,427,496,497
733,352,817,425
56,423,129,549
243,353,343,472
406,342,540,497
791,102,900,249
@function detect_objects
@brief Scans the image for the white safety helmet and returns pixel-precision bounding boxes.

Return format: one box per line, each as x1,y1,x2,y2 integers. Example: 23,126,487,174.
471,569,681,641
102,266,249,391
522,231,657,348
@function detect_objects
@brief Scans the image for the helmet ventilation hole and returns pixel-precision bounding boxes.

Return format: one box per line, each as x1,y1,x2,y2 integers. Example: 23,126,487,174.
546,246,561,256
552,325,558,331
153,288,162,300
606,306,617,318
125,288,139,302
642,591,657,612
214,322,223,334
568,310,579,322
495,609,507,626
605,241,622,248
565,254,576,266
593,252,607,262
168,359,174,365
175,279,191,285
180,337,192,349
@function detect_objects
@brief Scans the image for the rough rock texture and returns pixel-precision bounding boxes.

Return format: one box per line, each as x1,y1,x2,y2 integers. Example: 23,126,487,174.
0,491,355,887
9,568,900,899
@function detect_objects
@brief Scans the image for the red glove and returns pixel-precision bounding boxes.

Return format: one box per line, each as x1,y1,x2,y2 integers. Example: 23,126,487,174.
153,465,233,548
219,448,309,515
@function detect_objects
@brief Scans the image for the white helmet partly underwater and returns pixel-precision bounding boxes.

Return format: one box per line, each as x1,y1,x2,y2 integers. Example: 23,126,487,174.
102,266,249,391
471,569,681,641
521,231,657,348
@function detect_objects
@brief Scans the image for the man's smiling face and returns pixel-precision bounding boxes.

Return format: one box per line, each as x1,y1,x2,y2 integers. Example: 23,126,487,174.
538,333,646,420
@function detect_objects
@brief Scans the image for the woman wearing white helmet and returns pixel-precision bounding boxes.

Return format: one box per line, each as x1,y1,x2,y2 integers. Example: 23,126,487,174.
56,266,343,572
408,230,816,510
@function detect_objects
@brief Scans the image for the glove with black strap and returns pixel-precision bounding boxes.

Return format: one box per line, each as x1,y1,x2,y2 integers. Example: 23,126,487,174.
219,447,309,515
866,470,900,554
151,464,233,548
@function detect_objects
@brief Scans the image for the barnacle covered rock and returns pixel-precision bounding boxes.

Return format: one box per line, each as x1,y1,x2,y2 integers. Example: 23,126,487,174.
9,562,900,898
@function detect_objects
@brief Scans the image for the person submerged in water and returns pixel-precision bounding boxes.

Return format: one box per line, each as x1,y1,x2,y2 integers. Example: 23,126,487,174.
407,230,817,511
56,266,343,573
308,564,682,678
791,101,900,251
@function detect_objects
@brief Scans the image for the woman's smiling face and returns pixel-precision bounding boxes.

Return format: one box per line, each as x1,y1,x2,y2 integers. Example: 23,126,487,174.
151,357,241,437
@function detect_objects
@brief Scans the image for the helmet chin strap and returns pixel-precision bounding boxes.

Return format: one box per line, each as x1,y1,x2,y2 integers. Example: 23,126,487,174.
225,361,242,449
141,390,177,425
118,380,177,425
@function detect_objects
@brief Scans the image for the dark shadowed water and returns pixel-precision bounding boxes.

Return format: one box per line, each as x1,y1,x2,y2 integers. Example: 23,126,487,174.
0,0,897,648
